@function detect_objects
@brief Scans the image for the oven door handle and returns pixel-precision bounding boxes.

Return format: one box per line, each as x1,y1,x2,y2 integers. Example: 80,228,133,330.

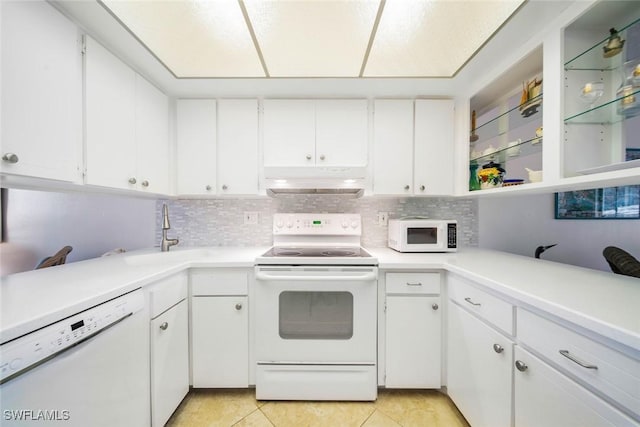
255,271,377,282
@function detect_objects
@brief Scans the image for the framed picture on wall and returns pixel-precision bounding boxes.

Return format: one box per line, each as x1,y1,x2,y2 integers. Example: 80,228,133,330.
555,185,640,219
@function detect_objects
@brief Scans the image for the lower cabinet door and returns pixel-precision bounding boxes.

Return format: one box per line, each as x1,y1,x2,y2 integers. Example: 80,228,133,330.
447,301,513,427
150,299,189,427
514,346,639,427
192,296,249,387
385,295,441,388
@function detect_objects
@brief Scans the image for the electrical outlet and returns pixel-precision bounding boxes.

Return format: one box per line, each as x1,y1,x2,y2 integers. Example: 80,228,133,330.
244,212,259,225
377,212,388,226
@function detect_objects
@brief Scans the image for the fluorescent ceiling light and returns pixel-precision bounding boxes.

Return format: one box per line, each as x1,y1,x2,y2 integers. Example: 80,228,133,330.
101,0,524,78
364,0,524,77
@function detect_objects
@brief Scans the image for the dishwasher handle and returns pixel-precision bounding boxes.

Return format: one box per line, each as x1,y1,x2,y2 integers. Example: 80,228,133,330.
255,270,377,282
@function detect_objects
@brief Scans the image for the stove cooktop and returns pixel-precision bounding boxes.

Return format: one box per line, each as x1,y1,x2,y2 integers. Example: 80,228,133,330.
261,246,373,258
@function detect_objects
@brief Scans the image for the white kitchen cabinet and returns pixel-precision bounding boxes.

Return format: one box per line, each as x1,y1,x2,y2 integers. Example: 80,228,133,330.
147,273,189,427
217,99,259,195
263,99,368,168
150,300,188,427
384,272,442,388
414,99,454,195
176,99,217,195
1,0,81,182
514,346,639,427
373,99,414,195
447,300,513,427
191,269,249,388
85,36,169,193
191,296,249,388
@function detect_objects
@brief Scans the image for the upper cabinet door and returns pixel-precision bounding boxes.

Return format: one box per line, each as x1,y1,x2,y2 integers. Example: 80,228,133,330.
85,36,137,190
414,99,454,195
373,100,414,195
135,75,169,194
217,99,259,195
263,100,316,167
315,100,368,167
1,1,81,182
176,100,217,195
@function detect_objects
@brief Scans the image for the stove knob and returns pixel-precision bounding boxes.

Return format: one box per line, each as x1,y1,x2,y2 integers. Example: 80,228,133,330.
286,221,293,228
341,221,349,229
276,220,284,228
350,220,359,229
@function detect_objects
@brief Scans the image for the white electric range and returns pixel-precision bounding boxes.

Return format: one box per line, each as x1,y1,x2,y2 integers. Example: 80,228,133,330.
254,213,378,401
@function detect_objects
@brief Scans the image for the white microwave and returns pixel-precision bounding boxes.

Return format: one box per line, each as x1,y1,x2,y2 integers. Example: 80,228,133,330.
388,219,457,253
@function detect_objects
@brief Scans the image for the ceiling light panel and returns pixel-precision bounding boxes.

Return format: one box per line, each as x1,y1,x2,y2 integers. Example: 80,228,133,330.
102,0,265,77
243,0,380,77
364,0,524,77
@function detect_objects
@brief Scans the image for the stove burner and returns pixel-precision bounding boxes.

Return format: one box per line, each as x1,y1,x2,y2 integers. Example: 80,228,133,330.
320,250,357,257
274,250,303,256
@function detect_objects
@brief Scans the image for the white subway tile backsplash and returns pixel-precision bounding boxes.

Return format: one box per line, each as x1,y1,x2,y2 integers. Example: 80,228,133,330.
156,196,478,248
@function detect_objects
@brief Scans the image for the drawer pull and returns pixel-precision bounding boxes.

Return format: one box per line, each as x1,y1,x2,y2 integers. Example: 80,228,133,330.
464,297,481,306
493,344,504,354
559,350,598,370
406,282,422,286
515,360,528,372
159,322,168,331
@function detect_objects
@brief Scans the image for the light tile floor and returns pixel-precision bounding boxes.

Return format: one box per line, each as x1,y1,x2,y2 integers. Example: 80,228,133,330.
167,389,470,427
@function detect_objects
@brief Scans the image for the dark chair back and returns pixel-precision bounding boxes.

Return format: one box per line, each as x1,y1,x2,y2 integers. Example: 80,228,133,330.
602,246,640,278
35,246,73,269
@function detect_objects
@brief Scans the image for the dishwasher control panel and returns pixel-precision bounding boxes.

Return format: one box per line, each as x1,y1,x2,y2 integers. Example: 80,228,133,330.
0,289,144,384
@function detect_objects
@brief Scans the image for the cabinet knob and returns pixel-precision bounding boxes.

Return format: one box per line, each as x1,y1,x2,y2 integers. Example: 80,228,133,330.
222,184,228,190
493,343,504,353
404,185,410,190
235,303,243,310
432,303,439,310
159,322,168,331
142,180,149,187
320,154,326,161
420,185,426,191
515,360,528,372
306,155,312,160
206,185,212,191
128,177,137,185
2,153,19,164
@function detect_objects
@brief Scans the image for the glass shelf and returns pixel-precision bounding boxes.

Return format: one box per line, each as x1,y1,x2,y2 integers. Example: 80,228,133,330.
470,136,542,165
471,94,543,137
564,87,640,124
564,17,640,71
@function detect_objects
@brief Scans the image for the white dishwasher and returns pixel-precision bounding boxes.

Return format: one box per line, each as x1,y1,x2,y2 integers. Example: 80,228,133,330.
0,289,150,426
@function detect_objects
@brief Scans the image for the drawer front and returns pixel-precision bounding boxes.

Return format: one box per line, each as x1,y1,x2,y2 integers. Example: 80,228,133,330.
191,269,249,296
448,274,514,335
386,272,440,295
518,308,640,420
149,272,187,319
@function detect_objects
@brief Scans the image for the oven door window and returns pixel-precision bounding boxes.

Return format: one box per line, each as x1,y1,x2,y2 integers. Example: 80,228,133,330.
407,227,438,244
279,291,353,339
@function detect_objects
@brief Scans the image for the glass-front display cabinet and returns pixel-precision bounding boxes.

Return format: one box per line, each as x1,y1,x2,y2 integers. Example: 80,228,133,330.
564,2,640,178
469,47,543,191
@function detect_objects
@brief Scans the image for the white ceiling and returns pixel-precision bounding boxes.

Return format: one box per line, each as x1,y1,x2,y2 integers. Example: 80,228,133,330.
100,0,525,79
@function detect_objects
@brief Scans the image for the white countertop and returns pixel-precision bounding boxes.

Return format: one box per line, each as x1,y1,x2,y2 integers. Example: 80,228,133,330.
2,246,639,353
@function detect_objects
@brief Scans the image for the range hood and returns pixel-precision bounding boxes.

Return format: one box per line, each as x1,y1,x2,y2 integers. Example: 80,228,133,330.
264,166,366,197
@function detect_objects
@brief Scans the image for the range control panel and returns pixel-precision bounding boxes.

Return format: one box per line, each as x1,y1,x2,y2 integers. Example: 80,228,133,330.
0,290,144,384
273,213,362,236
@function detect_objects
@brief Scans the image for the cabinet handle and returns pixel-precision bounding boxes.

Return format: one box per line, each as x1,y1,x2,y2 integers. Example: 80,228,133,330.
432,303,439,310
142,180,149,188
464,297,481,306
206,185,212,191
2,153,19,164
404,185,410,190
559,350,598,370
493,344,504,353
420,185,425,191
222,184,228,190
128,177,137,185
235,303,243,310
306,155,312,160
320,154,326,161
515,360,528,372
406,282,422,286
159,322,168,331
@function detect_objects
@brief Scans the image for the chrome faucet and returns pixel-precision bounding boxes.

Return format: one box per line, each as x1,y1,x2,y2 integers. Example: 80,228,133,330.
161,204,179,252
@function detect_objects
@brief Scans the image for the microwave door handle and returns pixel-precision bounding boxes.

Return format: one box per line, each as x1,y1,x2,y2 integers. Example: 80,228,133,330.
255,271,377,282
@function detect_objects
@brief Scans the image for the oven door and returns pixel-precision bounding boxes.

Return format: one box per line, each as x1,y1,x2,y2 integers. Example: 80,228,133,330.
254,266,377,364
